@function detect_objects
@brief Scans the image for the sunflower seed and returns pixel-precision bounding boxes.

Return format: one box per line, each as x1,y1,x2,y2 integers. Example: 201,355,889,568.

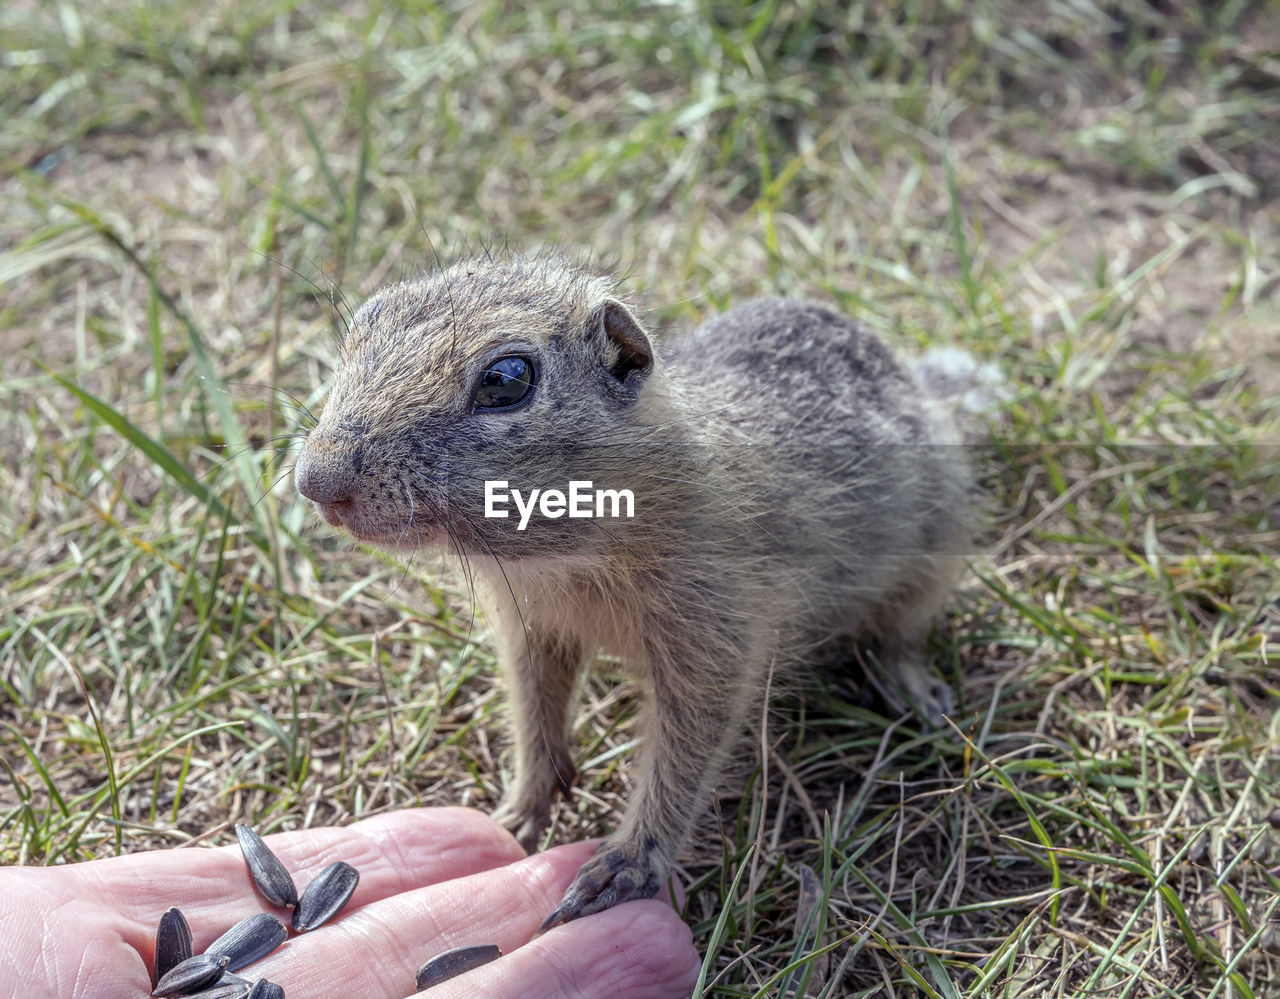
414,944,502,990
154,907,194,985
182,983,250,999
235,825,298,908
246,980,285,999
152,953,230,997
291,860,359,931
204,912,288,972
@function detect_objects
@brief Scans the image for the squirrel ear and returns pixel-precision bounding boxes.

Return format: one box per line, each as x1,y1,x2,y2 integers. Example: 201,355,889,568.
592,299,653,387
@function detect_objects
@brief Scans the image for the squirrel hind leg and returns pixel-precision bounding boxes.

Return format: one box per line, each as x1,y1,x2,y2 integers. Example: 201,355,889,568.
873,642,955,727
822,632,955,727
849,576,961,727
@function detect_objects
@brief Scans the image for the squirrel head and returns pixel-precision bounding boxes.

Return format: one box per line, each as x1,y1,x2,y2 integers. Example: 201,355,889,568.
295,252,658,557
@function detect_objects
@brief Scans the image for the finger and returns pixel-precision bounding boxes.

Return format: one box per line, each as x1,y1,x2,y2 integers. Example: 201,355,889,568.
241,840,697,999
0,882,152,998
423,901,701,999
64,808,525,938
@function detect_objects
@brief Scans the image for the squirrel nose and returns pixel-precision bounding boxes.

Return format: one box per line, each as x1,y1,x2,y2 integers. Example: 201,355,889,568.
295,437,364,505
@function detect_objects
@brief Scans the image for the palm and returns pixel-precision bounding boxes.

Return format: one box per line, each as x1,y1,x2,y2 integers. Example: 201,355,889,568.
0,808,699,998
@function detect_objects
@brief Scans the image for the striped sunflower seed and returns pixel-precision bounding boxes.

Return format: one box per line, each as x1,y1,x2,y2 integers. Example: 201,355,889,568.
235,825,299,909
246,980,285,999
204,912,288,972
152,953,230,997
153,906,193,985
292,860,359,931
181,982,250,999
414,944,502,990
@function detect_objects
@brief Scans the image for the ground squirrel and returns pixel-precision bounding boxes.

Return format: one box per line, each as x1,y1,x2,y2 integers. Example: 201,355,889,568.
295,251,980,929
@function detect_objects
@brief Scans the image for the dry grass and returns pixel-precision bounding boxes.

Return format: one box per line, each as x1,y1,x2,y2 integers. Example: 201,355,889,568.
2,1,1278,996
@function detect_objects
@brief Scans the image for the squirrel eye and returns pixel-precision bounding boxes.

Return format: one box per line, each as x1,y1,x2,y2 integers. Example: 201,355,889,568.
473,355,536,410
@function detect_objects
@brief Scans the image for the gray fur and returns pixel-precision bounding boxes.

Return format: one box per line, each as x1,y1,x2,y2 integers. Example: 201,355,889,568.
295,251,981,927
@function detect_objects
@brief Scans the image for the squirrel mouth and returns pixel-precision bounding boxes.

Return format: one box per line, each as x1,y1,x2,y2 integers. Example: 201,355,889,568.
311,499,356,530
311,500,444,549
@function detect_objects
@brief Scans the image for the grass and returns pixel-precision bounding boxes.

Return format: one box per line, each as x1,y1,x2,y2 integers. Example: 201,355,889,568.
2,0,1278,995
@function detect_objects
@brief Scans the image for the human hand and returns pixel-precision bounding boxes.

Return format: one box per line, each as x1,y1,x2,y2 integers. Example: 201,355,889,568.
0,807,701,998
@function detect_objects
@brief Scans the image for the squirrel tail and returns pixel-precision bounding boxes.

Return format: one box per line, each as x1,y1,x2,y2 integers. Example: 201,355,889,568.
908,347,1010,417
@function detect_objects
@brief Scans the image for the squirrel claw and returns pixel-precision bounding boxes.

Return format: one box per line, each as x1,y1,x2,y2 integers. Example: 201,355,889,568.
534,839,663,935
533,903,572,938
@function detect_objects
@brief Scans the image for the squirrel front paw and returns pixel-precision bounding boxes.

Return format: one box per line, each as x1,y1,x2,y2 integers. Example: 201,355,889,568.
491,796,551,854
537,835,665,933
492,761,577,854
